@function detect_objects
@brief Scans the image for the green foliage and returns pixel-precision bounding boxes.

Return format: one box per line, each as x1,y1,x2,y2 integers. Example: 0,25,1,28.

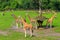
0,0,60,10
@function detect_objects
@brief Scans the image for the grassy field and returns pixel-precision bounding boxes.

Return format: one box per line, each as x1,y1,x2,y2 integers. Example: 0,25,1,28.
0,10,60,40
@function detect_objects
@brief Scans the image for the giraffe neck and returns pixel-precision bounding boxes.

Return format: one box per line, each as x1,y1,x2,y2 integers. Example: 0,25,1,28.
21,18,26,25
12,14,17,19
51,14,56,20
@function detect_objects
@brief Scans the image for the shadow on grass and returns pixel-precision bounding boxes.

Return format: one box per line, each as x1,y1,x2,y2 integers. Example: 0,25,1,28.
37,25,55,29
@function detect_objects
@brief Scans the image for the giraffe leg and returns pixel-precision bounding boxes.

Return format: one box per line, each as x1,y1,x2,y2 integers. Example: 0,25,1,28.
46,22,48,28
20,23,23,28
50,22,52,28
16,23,18,29
30,29,33,37
25,30,27,37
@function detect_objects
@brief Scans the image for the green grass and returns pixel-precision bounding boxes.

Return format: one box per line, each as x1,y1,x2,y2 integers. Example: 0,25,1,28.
0,31,60,40
0,10,60,40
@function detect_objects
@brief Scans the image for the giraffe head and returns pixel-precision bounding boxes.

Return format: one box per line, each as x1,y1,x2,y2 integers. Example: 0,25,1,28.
52,11,57,18
20,16,26,24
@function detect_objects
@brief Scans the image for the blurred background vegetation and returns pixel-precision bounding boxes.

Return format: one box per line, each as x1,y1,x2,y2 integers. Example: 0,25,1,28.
0,0,60,11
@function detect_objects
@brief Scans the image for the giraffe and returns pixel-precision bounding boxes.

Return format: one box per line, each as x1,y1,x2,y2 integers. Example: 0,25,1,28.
20,17,33,37
18,16,23,28
11,14,20,29
46,11,57,28
12,14,22,29
27,14,37,29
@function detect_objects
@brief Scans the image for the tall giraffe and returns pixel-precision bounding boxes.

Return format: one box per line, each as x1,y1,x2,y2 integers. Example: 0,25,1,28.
11,14,19,29
46,11,57,28
27,14,37,29
20,17,33,37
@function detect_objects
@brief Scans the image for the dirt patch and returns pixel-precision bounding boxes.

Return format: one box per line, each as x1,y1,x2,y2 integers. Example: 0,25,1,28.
0,30,9,36
36,28,60,37
9,26,60,37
